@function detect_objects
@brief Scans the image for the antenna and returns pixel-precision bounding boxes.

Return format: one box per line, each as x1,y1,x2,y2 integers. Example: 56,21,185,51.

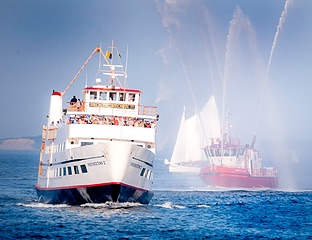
125,44,129,75
124,44,129,88
98,42,102,69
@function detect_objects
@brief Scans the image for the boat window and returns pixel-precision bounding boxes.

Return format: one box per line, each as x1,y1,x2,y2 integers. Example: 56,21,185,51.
59,168,62,176
204,149,209,157
207,149,214,157
99,91,107,100
119,92,125,101
147,170,152,179
239,148,245,156
128,93,135,102
81,142,93,146
215,149,221,157
144,169,149,178
140,168,146,177
67,166,72,175
74,165,79,174
63,167,66,176
90,91,97,100
231,149,237,156
80,164,88,173
224,150,230,156
109,92,117,101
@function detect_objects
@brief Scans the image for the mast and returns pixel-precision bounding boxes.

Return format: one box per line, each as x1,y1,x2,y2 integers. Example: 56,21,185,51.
221,71,227,162
110,40,114,85
62,41,125,98
101,40,124,88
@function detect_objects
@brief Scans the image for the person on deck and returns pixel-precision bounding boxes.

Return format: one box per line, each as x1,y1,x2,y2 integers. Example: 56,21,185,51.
70,96,77,103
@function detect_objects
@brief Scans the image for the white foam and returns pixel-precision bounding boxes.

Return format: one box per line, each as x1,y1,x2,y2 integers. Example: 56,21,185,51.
81,202,142,209
17,202,70,208
155,201,186,209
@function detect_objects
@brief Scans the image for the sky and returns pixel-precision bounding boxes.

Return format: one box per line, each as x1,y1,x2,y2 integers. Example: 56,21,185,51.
1,0,312,187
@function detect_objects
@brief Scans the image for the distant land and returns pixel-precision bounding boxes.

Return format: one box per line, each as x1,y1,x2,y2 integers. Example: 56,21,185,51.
0,136,41,150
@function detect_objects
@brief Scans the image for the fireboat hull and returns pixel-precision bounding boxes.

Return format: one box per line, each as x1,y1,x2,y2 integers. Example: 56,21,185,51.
199,166,278,188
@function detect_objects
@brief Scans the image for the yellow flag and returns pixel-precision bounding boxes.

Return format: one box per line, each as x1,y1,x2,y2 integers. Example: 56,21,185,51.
105,51,112,59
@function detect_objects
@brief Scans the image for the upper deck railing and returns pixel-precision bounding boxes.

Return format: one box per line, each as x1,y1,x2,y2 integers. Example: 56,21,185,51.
65,102,158,118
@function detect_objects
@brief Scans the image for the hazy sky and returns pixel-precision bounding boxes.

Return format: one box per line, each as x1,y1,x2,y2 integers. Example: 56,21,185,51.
1,0,312,174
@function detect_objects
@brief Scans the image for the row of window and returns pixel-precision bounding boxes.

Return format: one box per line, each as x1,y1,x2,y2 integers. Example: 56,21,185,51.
54,164,88,177
140,167,152,180
205,148,245,157
53,163,152,180
89,91,136,102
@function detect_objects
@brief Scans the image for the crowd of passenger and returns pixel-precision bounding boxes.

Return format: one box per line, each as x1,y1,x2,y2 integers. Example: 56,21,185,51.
46,96,157,128
67,114,156,128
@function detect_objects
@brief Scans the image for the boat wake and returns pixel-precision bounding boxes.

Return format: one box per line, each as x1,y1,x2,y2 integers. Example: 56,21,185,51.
17,202,70,208
80,202,143,209
16,199,144,210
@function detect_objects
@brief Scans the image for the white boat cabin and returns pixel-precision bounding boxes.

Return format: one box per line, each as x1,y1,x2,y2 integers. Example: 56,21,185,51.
66,85,155,117
204,139,263,170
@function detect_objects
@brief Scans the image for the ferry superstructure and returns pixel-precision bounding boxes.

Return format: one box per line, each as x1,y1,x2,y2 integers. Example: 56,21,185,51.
35,44,159,204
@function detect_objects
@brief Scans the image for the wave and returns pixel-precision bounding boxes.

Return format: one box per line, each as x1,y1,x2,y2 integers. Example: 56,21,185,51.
196,204,210,208
154,201,186,209
17,202,71,208
154,187,312,193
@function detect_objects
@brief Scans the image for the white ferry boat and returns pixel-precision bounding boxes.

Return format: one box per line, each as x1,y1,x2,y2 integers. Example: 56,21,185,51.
35,43,159,205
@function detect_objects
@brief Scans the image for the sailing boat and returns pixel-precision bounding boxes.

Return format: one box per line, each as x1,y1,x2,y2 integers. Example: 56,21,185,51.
165,96,221,173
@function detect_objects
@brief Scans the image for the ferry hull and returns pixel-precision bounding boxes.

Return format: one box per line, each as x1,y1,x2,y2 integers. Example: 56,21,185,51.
36,141,155,205
35,183,153,205
199,167,278,188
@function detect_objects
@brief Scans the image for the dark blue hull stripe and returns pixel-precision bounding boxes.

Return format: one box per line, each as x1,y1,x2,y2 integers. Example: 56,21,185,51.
42,156,153,168
132,157,153,167
42,155,104,167
35,184,153,205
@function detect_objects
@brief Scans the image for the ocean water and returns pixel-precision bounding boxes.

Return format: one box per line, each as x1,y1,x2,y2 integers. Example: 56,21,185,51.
0,152,311,239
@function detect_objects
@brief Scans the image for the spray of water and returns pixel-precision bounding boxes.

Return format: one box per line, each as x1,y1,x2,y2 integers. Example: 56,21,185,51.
222,6,258,135
255,0,293,134
197,2,224,102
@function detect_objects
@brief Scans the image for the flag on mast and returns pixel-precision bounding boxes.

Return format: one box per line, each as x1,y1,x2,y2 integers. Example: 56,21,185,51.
105,51,112,59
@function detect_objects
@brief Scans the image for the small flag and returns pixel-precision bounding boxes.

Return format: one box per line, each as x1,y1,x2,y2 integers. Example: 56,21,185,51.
105,51,112,59
118,52,122,58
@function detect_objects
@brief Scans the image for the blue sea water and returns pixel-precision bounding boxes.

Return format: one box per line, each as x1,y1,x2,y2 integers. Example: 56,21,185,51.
0,151,311,239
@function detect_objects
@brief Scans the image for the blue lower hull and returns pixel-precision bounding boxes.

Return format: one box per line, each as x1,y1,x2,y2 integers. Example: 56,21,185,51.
35,184,154,205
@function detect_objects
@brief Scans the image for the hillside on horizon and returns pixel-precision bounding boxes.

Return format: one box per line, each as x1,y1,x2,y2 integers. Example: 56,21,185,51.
0,136,41,150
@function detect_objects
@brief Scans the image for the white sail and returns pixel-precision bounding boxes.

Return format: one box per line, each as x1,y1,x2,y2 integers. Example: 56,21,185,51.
185,114,206,162
170,108,188,166
167,95,221,173
199,95,221,141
